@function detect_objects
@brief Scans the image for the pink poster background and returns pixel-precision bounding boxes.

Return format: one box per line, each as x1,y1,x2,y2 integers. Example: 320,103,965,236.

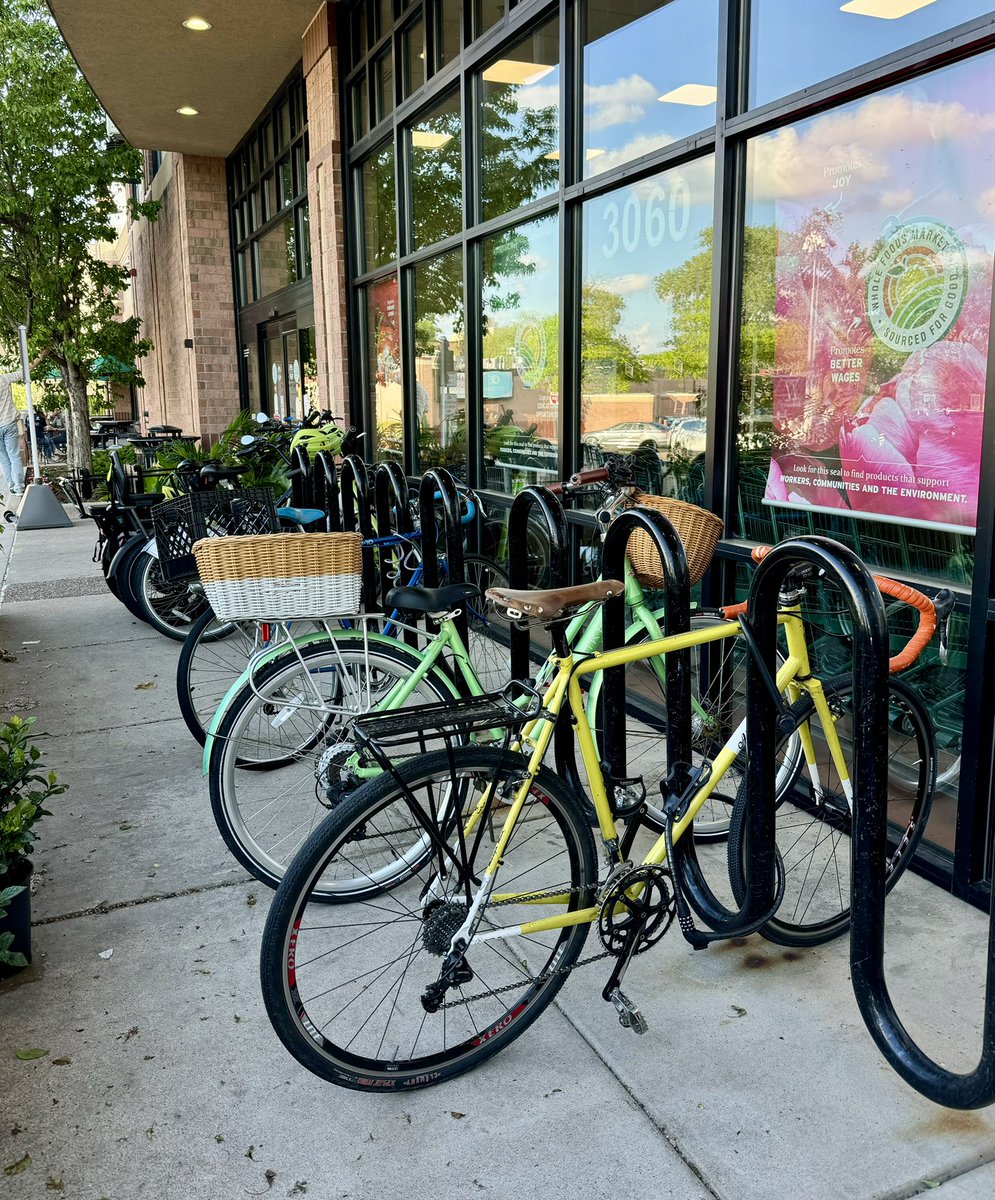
763,56,995,534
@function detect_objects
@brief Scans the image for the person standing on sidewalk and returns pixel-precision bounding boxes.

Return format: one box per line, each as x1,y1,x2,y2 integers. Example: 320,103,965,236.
0,351,49,494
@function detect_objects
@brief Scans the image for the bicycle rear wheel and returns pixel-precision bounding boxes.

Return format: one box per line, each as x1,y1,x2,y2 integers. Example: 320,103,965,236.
462,555,512,695
260,746,597,1090
727,674,935,947
129,550,210,640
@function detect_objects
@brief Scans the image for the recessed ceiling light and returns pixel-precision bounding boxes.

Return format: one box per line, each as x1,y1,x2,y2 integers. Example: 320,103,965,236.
411,129,453,149
176,105,200,117
840,0,936,17
658,83,717,106
482,59,555,87
182,17,212,31
544,148,604,161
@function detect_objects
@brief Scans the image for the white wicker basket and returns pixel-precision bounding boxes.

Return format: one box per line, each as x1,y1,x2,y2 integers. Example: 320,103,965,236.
193,532,363,621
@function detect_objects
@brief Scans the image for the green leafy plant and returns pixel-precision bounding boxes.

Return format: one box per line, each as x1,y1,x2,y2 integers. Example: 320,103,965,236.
0,715,65,877
0,716,64,970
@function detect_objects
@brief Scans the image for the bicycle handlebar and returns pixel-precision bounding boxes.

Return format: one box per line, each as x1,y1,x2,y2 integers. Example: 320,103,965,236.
547,467,611,495
719,545,939,673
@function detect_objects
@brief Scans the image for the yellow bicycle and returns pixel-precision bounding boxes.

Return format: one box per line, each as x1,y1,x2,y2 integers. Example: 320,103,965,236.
260,558,937,1090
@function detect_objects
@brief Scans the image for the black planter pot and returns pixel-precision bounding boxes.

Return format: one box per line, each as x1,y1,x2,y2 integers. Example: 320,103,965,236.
0,857,32,978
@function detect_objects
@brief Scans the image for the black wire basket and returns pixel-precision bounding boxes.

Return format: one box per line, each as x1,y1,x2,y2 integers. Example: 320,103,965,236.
152,487,280,581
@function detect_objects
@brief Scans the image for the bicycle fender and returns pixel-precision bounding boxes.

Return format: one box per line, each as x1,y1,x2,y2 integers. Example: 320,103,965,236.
200,630,458,772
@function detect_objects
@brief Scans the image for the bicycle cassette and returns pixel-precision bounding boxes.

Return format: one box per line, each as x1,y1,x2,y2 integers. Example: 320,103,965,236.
597,865,676,956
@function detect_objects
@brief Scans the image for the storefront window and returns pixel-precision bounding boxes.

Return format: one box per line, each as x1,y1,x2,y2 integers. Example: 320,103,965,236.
401,17,426,98
257,217,297,298
436,0,461,69
479,17,560,222
361,142,397,271
750,0,994,109
367,277,404,464
474,0,505,40
583,0,718,179
581,156,715,502
481,213,560,489
413,250,466,473
374,49,395,125
736,53,994,584
408,91,462,251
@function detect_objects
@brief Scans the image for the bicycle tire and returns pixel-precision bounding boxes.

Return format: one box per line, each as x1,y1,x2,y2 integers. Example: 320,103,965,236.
107,535,151,616
260,745,597,1090
208,637,459,893
726,674,935,948
586,614,801,839
129,550,210,641
176,608,257,746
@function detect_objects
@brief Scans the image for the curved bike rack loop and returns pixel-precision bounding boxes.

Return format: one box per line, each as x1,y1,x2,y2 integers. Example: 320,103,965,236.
507,486,568,681
600,507,692,795
739,539,995,1107
311,450,341,532
506,486,578,789
374,461,415,611
339,455,377,611
290,445,312,510
418,468,468,649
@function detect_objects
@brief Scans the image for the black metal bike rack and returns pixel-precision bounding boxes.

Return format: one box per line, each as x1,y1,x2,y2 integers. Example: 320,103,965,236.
600,508,693,798
311,450,341,532
418,468,468,649
290,445,312,510
506,485,577,788
374,460,415,612
506,486,568,681
339,454,377,611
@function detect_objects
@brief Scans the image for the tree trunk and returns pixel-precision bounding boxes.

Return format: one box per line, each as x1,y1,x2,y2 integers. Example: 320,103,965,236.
63,361,92,475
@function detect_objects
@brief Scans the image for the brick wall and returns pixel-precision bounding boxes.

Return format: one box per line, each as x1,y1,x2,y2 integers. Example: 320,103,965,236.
130,153,241,442
303,3,351,424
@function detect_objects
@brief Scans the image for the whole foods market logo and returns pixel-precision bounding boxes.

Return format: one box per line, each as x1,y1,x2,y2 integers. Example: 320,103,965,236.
866,218,968,354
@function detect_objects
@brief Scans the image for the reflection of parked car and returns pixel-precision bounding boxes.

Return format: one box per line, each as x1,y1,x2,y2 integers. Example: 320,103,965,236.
582,421,672,453
669,417,707,455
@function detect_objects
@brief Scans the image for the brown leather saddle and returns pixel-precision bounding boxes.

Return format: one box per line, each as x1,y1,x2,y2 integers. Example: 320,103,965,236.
485,579,624,624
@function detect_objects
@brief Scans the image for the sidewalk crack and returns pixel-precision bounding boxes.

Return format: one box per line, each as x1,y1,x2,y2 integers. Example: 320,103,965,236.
34,877,246,925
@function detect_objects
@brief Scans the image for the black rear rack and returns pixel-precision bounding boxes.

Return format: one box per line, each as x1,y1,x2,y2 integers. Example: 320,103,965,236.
353,685,542,752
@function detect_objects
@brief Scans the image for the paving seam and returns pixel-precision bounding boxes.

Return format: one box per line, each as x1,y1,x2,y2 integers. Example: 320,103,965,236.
551,997,725,1200
33,876,245,926
40,716,189,738
875,1150,995,1200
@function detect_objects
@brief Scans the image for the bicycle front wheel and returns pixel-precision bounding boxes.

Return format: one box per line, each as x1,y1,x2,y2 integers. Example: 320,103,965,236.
129,551,210,640
208,637,457,893
727,674,935,947
260,746,597,1090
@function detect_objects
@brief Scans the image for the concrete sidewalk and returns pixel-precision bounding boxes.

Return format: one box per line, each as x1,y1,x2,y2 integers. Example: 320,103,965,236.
1,511,994,1200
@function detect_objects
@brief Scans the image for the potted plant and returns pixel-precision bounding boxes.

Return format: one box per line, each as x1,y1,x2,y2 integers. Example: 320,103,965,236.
0,716,65,977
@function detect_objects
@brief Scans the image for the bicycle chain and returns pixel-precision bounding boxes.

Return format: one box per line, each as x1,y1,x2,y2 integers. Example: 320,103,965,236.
437,883,613,1010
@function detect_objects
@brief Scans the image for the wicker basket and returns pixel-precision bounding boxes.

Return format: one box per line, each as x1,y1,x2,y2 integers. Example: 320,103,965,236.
627,494,723,589
193,532,364,620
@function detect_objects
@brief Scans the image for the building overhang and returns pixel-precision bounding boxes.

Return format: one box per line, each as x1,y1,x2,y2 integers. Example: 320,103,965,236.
47,1,325,157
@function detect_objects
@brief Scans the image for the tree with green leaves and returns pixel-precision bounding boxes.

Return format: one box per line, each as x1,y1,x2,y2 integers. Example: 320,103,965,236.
0,0,158,473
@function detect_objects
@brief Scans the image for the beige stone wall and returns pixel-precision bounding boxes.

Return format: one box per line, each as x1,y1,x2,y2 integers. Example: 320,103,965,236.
303,3,350,424
130,152,241,443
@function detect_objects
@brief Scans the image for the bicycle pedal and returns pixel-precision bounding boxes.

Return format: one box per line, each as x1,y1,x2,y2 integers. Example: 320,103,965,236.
607,986,648,1035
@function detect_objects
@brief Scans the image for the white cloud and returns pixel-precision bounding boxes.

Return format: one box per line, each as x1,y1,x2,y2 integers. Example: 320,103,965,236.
602,273,654,295
979,188,995,219
593,132,677,176
584,75,660,131
750,93,995,203
878,188,916,212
